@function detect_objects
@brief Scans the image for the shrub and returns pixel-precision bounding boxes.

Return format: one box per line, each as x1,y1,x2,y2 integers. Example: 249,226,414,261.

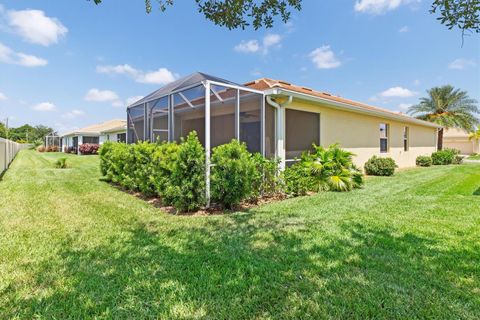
163,132,206,212
45,145,59,152
55,157,68,169
284,144,364,195
37,146,46,152
431,148,459,165
79,143,100,155
152,142,179,200
251,153,281,198
210,140,256,209
453,155,464,165
364,156,397,176
416,155,433,167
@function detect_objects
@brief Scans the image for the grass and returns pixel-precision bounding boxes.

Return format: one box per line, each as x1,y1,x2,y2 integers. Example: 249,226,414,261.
467,153,480,160
1,150,479,319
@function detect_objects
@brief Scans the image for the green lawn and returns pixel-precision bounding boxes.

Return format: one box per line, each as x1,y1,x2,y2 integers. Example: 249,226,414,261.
468,154,480,160
1,150,479,319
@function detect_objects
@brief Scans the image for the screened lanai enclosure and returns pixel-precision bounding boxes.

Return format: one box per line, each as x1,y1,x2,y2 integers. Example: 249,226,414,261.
127,72,276,206
127,72,275,156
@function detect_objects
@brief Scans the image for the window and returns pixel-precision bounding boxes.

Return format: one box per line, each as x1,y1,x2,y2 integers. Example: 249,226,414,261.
117,133,126,143
83,136,99,144
286,109,320,160
403,127,409,151
380,123,389,153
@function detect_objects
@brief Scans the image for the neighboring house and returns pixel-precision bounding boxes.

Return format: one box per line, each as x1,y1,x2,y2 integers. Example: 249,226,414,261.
61,119,127,154
444,128,480,155
126,72,440,169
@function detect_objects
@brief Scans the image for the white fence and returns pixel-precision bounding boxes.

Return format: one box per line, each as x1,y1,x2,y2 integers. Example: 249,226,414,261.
0,138,29,175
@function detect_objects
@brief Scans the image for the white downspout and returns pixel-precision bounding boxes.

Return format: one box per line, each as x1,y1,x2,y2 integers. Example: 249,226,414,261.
266,95,292,170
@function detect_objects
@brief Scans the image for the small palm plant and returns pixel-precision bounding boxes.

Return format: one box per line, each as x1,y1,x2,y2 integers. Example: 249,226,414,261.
302,144,363,192
408,85,479,150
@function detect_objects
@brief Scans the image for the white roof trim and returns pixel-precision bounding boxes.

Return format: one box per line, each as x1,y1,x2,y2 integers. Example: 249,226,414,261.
265,88,442,129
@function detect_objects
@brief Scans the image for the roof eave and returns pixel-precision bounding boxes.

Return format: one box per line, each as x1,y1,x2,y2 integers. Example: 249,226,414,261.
266,88,442,129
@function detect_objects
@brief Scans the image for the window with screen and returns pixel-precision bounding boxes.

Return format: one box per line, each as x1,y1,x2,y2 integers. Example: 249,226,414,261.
285,109,320,160
210,85,236,148
380,123,389,153
83,136,99,144
127,105,145,143
173,85,206,145
403,127,409,151
117,133,126,143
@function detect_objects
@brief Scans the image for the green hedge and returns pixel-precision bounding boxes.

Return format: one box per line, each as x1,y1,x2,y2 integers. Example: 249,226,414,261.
416,155,433,167
431,148,460,165
364,156,397,176
100,138,363,212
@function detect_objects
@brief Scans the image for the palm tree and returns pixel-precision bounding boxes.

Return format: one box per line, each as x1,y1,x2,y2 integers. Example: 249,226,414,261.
469,129,480,142
408,85,479,150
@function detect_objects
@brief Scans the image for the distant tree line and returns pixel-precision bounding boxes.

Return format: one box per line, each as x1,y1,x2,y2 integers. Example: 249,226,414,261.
0,122,55,145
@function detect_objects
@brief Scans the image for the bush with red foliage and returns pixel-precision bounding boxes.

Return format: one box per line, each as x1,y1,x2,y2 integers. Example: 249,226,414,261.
79,143,100,155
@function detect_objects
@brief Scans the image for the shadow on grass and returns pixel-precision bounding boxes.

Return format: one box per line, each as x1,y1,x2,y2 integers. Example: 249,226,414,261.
5,215,480,319
473,187,480,196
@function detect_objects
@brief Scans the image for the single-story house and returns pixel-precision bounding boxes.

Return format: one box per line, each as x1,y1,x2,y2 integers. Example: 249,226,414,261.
126,72,440,170
444,128,479,155
61,119,127,154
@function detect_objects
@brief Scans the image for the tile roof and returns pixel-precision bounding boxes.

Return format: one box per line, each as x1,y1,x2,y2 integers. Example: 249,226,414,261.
245,78,439,127
61,119,127,137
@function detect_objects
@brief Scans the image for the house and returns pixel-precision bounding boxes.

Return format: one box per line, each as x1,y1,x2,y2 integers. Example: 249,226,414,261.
444,128,479,155
61,119,127,154
126,72,440,170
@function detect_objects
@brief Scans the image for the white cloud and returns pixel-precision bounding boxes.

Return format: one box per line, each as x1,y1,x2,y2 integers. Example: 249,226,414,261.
137,68,177,85
398,25,409,33
234,40,260,53
234,34,282,54
380,86,416,98
0,42,48,67
84,89,119,103
448,58,476,70
7,9,68,46
62,109,85,119
263,34,281,49
309,45,342,69
96,64,178,85
0,92,7,101
398,103,413,111
33,102,56,112
126,96,144,106
354,0,416,15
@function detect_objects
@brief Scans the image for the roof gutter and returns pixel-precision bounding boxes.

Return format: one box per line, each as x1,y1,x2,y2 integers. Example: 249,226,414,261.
265,88,442,129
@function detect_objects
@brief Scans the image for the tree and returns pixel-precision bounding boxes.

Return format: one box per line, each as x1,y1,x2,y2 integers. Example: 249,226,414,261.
90,0,479,34
0,122,7,139
7,124,55,143
91,0,302,29
408,85,479,150
431,0,480,39
469,129,480,142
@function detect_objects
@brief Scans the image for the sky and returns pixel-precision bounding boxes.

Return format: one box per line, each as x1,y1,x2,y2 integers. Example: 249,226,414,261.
0,0,478,134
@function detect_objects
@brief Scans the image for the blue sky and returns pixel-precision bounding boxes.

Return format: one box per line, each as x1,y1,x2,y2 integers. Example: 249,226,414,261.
0,0,478,133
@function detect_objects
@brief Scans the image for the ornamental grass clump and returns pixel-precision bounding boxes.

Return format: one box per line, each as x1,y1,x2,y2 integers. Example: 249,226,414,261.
284,144,364,196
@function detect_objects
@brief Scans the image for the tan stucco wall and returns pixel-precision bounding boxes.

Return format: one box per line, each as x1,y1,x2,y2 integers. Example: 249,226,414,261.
444,139,479,155
285,99,438,168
